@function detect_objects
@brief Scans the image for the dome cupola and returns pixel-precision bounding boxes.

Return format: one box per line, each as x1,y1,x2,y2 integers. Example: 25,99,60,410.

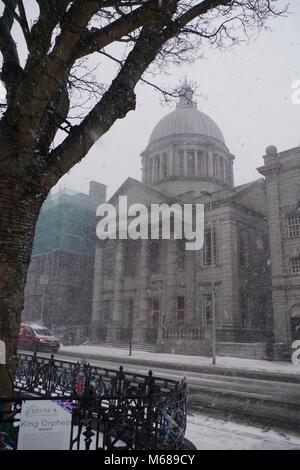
141,82,234,197
148,83,225,146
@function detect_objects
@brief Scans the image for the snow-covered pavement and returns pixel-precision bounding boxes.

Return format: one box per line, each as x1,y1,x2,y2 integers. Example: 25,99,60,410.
186,413,300,450
60,344,300,376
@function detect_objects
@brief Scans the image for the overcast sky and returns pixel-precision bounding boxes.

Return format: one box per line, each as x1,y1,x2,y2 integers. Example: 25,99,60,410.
1,1,300,199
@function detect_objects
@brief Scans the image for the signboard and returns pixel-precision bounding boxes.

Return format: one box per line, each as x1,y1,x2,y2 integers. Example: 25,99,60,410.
0,340,5,364
17,400,72,450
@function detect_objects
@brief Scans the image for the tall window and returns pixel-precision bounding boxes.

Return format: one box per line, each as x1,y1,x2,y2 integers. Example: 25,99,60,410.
162,152,168,178
148,239,160,273
225,160,232,184
154,154,160,180
152,298,160,311
203,293,212,322
177,296,185,323
239,230,248,267
291,257,300,274
104,241,115,277
219,156,224,181
197,150,208,177
187,150,195,177
103,300,112,322
213,154,219,179
151,298,160,327
287,213,300,238
203,227,217,266
176,239,185,270
124,240,137,276
178,150,185,176
240,293,250,328
148,157,153,182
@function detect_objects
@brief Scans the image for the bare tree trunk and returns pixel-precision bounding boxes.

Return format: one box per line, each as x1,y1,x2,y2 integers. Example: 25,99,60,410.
0,175,47,397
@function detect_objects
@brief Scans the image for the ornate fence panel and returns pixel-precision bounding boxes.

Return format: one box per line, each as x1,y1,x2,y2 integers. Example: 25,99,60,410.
0,353,187,450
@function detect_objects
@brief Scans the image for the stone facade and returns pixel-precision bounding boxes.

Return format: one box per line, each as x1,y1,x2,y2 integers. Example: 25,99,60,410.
258,145,300,359
91,86,273,359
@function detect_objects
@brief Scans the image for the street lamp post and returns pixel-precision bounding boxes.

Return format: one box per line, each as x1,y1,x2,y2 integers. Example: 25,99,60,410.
128,299,134,356
201,191,216,365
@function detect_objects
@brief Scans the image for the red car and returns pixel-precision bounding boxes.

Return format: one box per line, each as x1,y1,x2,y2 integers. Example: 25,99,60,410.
18,323,60,353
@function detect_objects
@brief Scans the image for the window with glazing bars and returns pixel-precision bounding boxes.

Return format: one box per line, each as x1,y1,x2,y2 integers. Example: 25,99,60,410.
203,227,217,266
187,150,195,177
287,213,300,238
197,150,208,177
291,257,300,274
239,230,248,267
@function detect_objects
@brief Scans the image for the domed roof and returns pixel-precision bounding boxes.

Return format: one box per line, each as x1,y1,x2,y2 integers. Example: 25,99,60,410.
148,85,225,146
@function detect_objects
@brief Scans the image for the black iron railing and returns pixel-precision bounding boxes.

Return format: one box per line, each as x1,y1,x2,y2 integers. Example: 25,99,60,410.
0,353,187,450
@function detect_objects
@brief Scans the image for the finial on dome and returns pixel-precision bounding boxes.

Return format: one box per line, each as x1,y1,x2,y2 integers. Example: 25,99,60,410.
177,80,197,109
265,145,278,156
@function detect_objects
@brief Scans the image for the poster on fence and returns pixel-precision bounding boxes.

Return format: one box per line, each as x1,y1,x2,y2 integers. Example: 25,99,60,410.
17,400,72,450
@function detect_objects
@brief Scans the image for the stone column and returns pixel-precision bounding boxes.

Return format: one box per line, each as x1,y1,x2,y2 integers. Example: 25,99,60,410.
162,239,177,324
108,241,124,342
90,241,104,339
135,239,149,343
265,169,289,355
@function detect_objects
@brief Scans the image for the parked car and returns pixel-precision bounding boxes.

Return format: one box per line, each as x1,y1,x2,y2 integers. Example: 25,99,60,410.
18,323,60,353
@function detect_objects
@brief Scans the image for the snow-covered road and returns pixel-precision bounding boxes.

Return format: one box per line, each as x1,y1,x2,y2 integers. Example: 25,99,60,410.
185,413,300,450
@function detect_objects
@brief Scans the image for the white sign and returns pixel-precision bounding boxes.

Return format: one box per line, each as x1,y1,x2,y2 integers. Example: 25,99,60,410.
17,400,72,450
292,340,300,365
0,340,5,364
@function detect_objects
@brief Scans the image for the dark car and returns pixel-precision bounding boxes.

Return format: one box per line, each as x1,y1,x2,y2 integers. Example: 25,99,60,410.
18,323,60,353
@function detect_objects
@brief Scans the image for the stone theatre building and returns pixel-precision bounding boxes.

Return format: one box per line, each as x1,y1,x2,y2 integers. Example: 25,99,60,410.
259,145,300,359
91,84,276,359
